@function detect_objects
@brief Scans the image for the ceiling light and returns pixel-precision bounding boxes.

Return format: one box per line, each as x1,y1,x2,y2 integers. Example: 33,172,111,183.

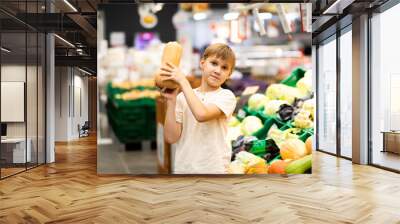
224,12,239,21
54,34,75,48
140,13,158,29
151,3,164,13
193,12,207,21
63,0,78,12
1,47,11,53
78,67,92,76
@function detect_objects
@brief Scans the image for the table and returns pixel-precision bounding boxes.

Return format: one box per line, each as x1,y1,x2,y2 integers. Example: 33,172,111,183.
381,131,400,154
1,138,32,164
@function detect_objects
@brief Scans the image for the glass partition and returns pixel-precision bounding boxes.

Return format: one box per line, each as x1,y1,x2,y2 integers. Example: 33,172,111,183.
339,27,352,158
0,1,46,179
27,30,38,169
371,3,400,171
1,30,27,177
38,32,45,165
317,35,337,155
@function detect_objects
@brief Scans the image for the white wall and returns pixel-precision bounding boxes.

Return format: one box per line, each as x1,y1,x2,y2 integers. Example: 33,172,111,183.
55,67,89,141
55,67,69,141
1,65,28,138
1,64,45,164
71,73,89,139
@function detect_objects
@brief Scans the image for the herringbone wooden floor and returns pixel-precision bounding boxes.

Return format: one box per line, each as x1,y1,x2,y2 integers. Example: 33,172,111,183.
1,135,400,224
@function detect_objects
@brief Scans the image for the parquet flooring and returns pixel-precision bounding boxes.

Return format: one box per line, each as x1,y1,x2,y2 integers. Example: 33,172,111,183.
1,167,25,177
1,135,400,223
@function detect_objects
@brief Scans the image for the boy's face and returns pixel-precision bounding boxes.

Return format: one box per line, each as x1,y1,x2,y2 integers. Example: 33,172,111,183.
200,56,232,88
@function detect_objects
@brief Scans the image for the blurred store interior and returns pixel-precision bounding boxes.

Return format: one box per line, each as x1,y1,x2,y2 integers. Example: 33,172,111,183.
97,3,312,174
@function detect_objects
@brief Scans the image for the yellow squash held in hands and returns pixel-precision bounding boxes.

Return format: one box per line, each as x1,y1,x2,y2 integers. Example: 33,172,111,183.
155,41,183,90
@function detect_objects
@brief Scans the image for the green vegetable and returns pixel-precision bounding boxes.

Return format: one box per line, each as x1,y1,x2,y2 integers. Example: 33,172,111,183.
228,116,241,127
296,70,312,95
293,110,313,129
265,84,306,105
241,116,263,136
248,93,266,111
285,154,312,174
263,100,288,116
301,99,314,120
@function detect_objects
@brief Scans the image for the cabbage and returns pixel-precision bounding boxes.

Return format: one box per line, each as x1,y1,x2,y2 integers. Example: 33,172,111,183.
228,151,267,174
228,116,241,127
267,126,300,146
241,116,263,136
248,93,266,110
265,84,305,105
296,76,312,95
263,100,288,116
267,126,286,145
235,151,265,166
227,160,246,174
227,126,243,145
301,99,314,120
293,110,313,128
265,84,287,101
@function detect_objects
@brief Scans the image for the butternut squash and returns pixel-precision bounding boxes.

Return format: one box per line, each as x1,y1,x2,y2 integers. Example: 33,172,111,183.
155,42,183,89
268,160,288,174
279,138,307,160
305,136,313,155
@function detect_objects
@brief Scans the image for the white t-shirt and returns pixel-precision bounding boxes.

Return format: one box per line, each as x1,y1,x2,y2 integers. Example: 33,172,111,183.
173,88,237,174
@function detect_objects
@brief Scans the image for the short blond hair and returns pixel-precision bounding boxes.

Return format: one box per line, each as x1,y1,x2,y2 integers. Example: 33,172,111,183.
201,43,236,74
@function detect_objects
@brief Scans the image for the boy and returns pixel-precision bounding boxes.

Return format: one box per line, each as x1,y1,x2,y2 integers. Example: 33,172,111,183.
160,43,237,174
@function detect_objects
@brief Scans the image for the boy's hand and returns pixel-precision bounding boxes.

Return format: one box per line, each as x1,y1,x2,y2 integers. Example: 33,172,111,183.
159,62,187,86
160,87,179,102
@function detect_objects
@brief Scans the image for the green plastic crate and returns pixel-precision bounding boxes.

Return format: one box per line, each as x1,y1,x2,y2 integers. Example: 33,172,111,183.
252,115,286,139
106,82,157,97
268,154,282,165
280,67,306,87
106,84,157,143
249,139,280,159
249,140,267,155
243,106,260,117
279,122,294,131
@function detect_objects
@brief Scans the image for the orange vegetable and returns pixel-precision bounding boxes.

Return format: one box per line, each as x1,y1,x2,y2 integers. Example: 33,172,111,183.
246,160,269,174
268,160,288,174
279,138,307,160
246,166,269,174
305,136,313,155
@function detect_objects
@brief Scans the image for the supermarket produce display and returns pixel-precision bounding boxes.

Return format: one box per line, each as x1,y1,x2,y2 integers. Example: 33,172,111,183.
227,67,314,174
106,79,160,144
97,3,313,174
